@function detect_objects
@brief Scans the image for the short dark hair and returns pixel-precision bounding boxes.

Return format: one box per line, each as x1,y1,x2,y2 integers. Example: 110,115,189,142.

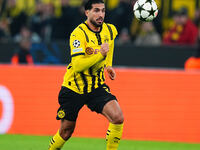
173,7,188,16
84,0,104,10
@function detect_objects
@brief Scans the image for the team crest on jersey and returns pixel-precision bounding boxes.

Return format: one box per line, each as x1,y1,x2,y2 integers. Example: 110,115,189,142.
57,109,65,119
104,35,109,43
73,40,80,48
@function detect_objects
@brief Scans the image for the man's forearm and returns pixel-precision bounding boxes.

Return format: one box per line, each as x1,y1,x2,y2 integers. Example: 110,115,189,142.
72,53,105,72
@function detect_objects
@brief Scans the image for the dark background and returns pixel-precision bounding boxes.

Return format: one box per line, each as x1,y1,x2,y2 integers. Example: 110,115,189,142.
0,42,196,68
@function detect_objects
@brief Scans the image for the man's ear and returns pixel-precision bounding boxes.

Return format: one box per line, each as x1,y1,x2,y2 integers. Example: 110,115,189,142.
85,10,89,17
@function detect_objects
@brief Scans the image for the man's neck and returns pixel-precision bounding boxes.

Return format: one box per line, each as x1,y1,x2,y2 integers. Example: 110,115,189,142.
86,20,101,32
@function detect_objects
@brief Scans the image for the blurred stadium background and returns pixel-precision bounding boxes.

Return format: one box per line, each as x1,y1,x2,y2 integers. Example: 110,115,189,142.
0,0,200,150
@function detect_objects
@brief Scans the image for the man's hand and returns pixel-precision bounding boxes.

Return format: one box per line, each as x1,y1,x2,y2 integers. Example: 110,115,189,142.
106,66,116,80
100,43,109,56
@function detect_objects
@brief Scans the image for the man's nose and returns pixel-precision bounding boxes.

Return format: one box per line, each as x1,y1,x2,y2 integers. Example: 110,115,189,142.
99,11,104,17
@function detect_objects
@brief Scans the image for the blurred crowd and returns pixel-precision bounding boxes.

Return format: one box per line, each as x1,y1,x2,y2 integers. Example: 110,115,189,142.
0,0,86,43
0,0,200,66
0,0,200,44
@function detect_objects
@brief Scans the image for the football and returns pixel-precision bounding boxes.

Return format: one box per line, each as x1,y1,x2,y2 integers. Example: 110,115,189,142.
133,0,158,22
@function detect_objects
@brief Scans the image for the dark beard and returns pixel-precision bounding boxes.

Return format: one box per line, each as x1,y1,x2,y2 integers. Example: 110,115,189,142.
90,19,102,27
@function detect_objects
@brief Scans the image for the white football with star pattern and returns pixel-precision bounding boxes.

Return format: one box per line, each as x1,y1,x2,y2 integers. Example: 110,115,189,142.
133,0,158,22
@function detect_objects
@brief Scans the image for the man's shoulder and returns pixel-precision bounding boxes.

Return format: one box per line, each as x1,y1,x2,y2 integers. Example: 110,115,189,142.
104,23,117,29
103,23,118,39
71,23,86,35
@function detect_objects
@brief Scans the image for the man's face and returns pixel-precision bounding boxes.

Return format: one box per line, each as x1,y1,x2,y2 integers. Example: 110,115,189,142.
86,3,105,27
174,15,188,25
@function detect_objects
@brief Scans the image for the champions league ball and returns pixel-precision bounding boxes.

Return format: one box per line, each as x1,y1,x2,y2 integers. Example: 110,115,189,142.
133,0,158,22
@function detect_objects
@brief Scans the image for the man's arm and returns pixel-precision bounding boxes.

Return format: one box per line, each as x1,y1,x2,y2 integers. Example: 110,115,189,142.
106,66,116,80
105,42,116,80
72,43,109,72
106,41,114,67
72,53,104,72
105,24,118,80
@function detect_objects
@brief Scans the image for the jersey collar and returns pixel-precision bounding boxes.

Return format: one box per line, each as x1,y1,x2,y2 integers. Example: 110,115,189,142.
83,21,103,34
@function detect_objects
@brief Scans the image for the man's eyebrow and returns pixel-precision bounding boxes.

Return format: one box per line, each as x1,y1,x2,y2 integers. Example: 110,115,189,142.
94,7,105,10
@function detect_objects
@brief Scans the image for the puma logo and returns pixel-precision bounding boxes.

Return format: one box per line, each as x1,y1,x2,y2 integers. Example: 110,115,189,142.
91,40,95,44
103,86,110,93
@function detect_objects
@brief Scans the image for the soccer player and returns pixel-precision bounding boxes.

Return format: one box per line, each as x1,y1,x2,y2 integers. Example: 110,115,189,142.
48,0,124,150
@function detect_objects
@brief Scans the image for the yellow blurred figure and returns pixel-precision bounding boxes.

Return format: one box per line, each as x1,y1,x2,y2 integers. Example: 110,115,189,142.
40,0,83,17
41,0,62,17
18,0,36,16
68,0,83,7
5,0,22,17
172,0,196,19
105,0,119,10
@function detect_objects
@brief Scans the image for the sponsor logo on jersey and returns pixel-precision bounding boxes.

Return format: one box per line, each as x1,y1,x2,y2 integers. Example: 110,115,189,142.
86,47,101,55
86,47,94,55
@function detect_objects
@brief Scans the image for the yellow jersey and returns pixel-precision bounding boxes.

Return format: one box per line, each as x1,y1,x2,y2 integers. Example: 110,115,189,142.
62,22,118,94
